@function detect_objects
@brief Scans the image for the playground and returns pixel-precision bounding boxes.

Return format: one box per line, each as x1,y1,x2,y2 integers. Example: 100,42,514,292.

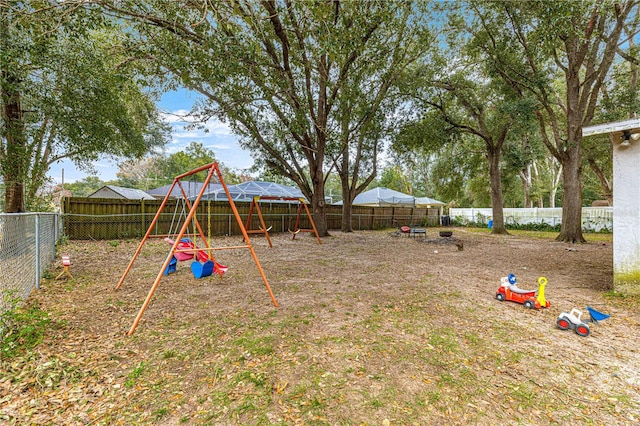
2,228,640,425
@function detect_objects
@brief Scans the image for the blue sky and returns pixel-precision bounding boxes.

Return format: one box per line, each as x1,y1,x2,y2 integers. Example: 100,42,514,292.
47,89,254,184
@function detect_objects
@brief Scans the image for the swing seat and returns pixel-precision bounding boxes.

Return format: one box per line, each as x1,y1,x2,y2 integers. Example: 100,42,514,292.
191,259,214,279
163,256,178,275
164,237,195,261
174,252,193,261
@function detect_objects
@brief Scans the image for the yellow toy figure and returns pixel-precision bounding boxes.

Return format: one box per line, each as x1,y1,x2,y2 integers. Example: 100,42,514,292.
536,276,548,307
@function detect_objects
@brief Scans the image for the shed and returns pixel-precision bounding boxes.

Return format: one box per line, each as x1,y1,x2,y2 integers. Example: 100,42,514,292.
583,117,640,294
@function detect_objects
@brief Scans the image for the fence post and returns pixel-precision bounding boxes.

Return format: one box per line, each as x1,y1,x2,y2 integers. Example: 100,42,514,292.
141,200,146,236
35,214,41,290
52,214,58,260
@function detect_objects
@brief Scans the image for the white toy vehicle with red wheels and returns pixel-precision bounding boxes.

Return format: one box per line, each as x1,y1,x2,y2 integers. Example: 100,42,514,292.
556,308,591,337
556,306,610,337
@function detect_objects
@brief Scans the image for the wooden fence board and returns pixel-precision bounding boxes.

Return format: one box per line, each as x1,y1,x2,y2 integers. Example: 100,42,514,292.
63,197,440,240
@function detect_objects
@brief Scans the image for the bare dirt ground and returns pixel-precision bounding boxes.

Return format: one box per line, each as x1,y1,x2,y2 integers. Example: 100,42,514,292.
2,228,640,425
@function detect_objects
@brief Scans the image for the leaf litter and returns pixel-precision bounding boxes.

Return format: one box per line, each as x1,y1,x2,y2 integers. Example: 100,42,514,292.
1,229,639,425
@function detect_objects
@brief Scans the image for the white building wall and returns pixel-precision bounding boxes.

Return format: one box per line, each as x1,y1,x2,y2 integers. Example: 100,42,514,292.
613,140,640,293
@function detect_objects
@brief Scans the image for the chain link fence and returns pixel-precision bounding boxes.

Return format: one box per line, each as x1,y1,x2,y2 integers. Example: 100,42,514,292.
0,213,64,312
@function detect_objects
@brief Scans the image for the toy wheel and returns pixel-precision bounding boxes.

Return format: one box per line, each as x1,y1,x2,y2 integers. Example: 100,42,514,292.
557,317,571,330
575,323,590,337
523,300,535,309
496,293,505,302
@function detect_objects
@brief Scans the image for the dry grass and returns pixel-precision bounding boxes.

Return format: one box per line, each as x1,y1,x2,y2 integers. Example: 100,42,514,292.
1,228,639,425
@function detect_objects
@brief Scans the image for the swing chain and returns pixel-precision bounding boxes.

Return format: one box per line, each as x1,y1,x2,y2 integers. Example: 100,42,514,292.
207,199,211,245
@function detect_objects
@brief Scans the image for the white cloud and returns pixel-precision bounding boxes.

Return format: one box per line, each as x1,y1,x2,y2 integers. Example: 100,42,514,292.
173,130,204,139
207,143,232,150
203,120,233,136
47,99,253,183
159,109,192,124
162,109,233,137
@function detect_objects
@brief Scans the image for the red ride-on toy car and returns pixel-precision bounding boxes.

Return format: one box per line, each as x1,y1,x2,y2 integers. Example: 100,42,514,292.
495,274,550,309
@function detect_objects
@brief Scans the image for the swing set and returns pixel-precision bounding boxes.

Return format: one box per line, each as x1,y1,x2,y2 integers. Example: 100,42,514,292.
115,162,278,336
244,196,322,248
162,180,225,278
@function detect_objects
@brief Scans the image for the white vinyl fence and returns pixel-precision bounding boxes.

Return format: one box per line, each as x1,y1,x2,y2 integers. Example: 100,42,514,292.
0,213,64,312
449,207,613,232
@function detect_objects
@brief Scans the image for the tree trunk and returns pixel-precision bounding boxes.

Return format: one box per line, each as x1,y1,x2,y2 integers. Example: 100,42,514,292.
2,72,27,213
4,181,26,213
519,164,533,208
339,174,358,233
341,197,353,233
587,157,613,205
311,171,329,237
547,158,561,208
556,145,585,243
488,147,508,234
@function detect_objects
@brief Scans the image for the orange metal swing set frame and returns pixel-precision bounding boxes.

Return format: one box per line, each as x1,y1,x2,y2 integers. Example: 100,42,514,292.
244,196,322,248
115,162,278,336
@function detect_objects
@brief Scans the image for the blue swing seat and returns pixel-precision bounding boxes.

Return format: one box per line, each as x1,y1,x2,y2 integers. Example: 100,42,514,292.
191,259,214,279
163,256,178,276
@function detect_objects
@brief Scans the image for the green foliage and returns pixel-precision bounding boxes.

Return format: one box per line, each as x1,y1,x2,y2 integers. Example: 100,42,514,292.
57,234,69,246
505,222,562,232
389,1,629,215
375,165,412,194
155,142,219,182
162,350,176,359
125,361,147,388
153,407,169,421
464,1,632,240
116,142,241,189
101,1,432,235
64,176,107,198
1,3,169,212
1,291,50,359
26,187,56,212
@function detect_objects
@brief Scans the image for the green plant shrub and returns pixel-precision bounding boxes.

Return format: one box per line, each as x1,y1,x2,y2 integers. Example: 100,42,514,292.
507,221,562,232
1,291,50,359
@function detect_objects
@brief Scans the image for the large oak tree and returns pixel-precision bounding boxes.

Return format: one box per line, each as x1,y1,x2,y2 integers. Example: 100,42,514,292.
99,0,431,235
466,0,636,242
1,1,167,212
